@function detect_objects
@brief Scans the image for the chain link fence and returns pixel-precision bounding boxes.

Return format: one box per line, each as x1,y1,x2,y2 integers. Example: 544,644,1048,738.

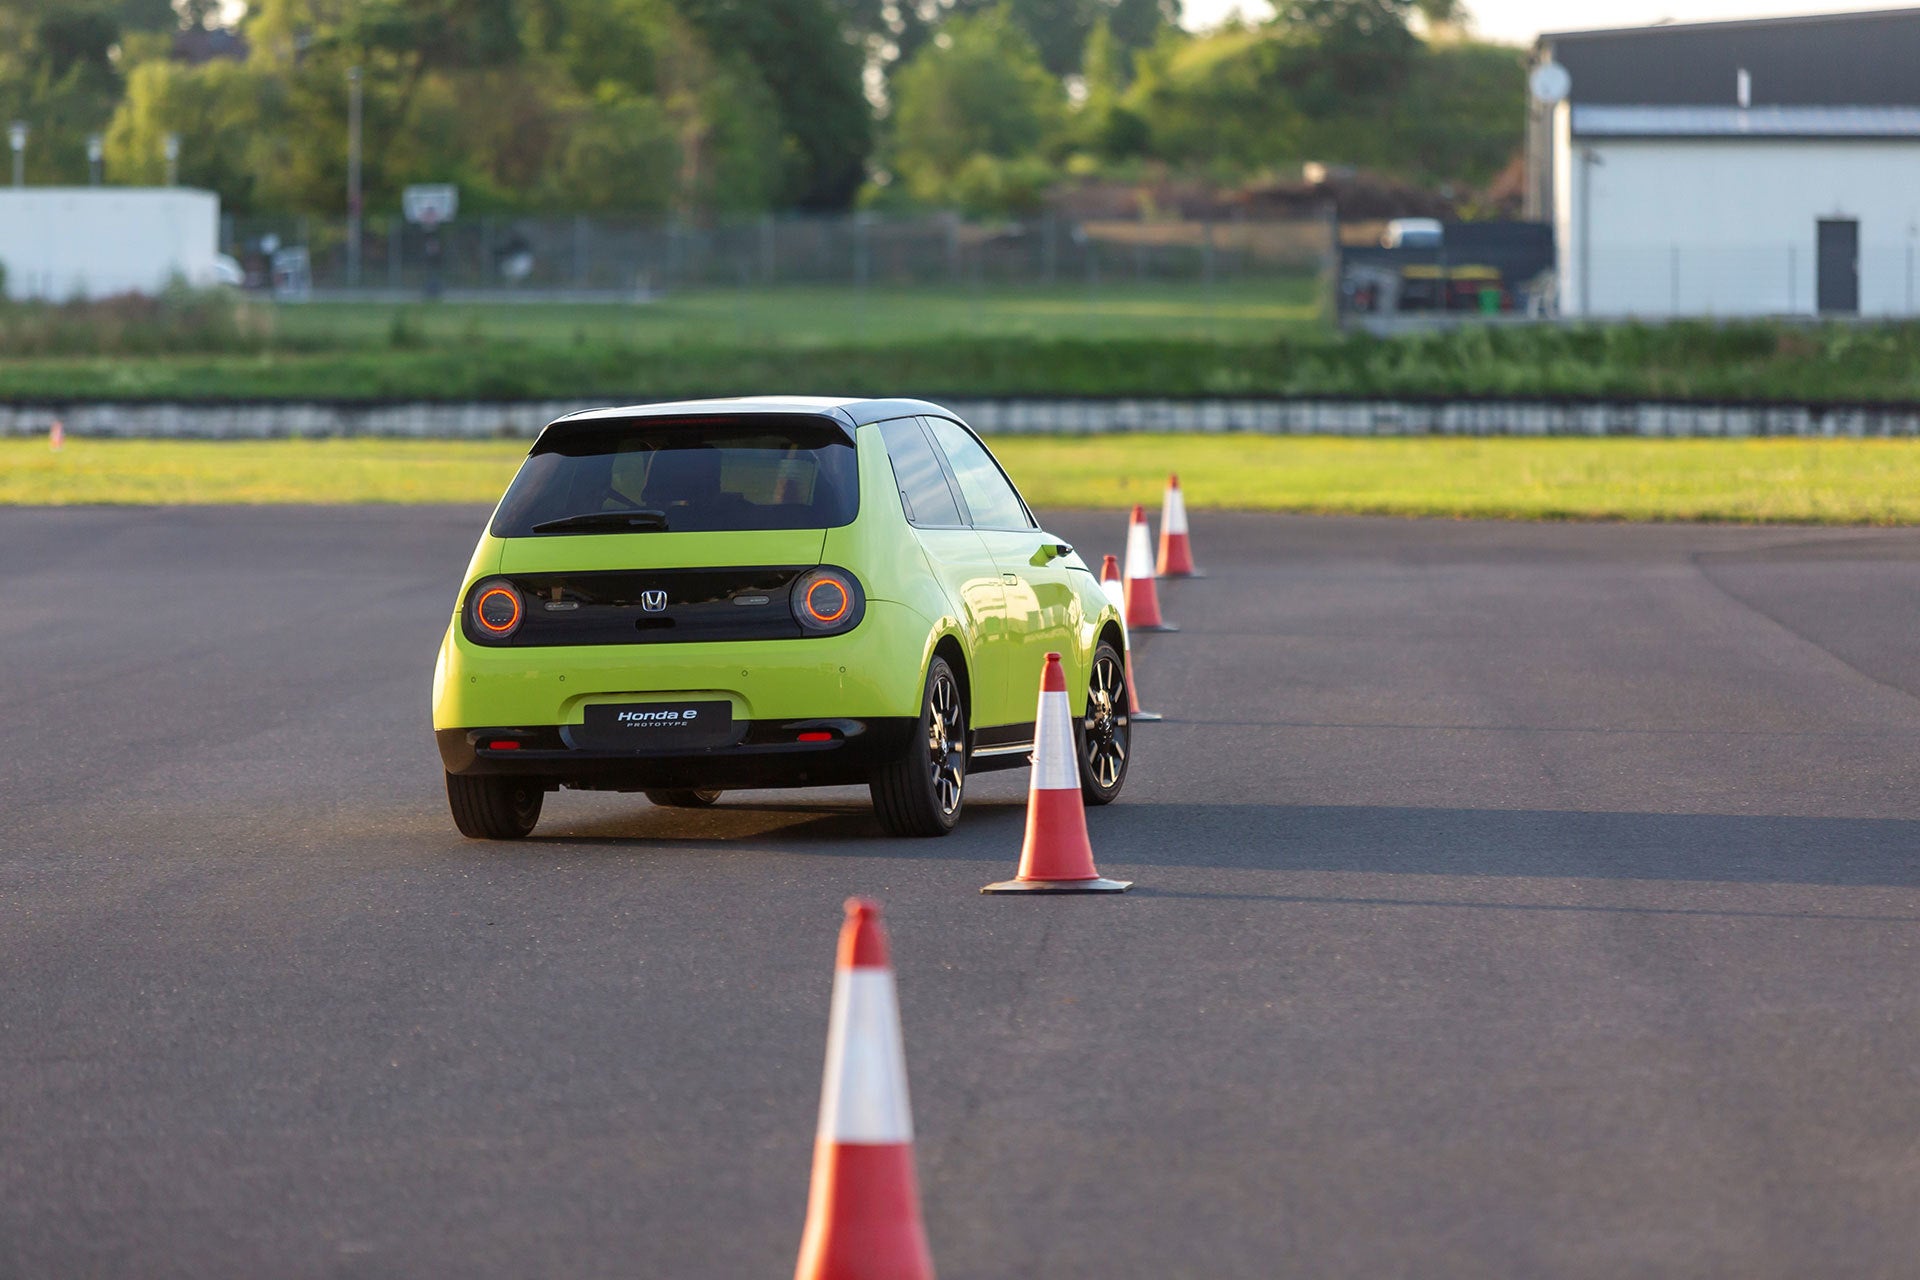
219,211,1338,299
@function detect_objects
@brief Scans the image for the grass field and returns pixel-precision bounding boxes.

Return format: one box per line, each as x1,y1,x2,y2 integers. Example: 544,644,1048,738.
273,282,1327,349
10,285,1920,402
0,281,1330,400
12,435,1920,525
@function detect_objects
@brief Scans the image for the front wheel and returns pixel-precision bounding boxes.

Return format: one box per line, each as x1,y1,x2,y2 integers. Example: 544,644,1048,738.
446,772,543,840
870,656,966,837
1076,641,1131,806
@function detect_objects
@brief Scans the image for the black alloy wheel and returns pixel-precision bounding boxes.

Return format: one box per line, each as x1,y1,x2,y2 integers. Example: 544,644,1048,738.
870,656,966,836
446,772,544,840
1077,641,1130,806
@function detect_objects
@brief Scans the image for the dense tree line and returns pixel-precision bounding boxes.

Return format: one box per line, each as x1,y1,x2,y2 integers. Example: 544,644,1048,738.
0,0,1520,217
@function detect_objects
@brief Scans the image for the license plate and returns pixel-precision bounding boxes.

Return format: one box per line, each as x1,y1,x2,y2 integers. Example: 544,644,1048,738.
571,700,734,751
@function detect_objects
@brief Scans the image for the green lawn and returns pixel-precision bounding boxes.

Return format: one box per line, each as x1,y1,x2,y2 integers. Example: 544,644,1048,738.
271,281,1326,349
13,287,1920,403
0,280,1328,400
11,435,1920,525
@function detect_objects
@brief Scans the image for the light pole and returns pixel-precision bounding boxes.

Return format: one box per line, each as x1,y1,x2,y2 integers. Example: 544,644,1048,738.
163,132,180,186
8,121,27,187
87,133,103,185
346,66,363,288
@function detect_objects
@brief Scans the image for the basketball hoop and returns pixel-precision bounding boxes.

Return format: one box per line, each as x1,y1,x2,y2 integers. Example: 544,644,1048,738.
402,184,458,227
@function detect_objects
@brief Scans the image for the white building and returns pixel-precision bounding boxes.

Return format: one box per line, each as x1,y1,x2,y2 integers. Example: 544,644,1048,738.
0,187,222,300
1527,10,1920,319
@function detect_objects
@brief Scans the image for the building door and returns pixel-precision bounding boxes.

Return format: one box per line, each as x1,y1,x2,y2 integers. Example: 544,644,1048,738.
1817,219,1860,314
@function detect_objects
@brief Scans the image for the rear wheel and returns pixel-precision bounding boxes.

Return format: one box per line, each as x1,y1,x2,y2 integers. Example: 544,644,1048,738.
446,773,543,840
645,789,722,809
1077,641,1130,806
870,656,966,837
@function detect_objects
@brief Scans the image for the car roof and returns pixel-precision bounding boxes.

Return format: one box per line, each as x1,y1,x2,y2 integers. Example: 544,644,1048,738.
547,396,964,431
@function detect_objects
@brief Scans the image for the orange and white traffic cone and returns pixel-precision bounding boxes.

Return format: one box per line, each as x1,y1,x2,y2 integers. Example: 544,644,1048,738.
48,419,63,452
1100,555,1161,723
795,898,936,1280
982,653,1131,894
1156,473,1202,578
1123,505,1176,633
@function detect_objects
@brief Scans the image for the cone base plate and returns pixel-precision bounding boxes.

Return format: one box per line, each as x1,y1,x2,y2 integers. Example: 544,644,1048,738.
1129,710,1165,722
1162,569,1207,579
981,876,1133,894
1130,622,1180,633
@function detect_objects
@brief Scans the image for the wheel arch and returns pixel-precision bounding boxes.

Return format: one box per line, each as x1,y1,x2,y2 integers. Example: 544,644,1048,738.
930,631,971,721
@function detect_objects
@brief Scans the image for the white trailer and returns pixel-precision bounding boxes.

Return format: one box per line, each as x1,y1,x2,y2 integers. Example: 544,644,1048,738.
0,187,222,300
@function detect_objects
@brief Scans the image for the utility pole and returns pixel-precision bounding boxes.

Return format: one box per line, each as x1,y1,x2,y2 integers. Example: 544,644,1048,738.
346,66,363,288
163,133,180,186
87,133,102,185
8,122,26,187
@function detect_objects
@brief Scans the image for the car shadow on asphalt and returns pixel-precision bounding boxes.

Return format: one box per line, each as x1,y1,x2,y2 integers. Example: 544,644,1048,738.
522,798,1031,849
1083,803,1920,888
517,798,1920,889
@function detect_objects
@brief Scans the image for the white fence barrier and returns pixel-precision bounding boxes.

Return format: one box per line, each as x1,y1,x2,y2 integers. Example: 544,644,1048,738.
6,398,1920,440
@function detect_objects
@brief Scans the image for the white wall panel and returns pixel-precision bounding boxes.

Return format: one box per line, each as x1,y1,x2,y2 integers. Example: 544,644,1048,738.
1561,138,1920,316
0,188,220,300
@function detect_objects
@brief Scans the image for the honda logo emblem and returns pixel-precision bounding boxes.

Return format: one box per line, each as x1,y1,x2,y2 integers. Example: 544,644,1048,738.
640,589,668,613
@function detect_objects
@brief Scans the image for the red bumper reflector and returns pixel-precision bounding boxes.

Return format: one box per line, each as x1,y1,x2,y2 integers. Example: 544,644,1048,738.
487,740,521,750
797,731,833,742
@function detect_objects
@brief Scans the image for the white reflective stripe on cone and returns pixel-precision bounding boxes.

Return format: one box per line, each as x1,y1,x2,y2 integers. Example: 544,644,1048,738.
816,969,914,1144
1125,518,1154,580
1164,485,1188,535
1101,577,1123,610
1031,688,1081,792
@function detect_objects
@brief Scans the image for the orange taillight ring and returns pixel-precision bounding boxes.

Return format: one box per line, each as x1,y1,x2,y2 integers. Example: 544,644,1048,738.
804,577,850,624
475,586,521,633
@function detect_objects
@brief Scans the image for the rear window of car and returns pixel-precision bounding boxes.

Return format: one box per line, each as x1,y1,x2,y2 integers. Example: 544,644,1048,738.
489,414,859,537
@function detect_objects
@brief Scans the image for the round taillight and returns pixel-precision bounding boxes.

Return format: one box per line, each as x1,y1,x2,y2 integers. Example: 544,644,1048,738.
471,580,523,638
792,568,862,635
804,577,849,624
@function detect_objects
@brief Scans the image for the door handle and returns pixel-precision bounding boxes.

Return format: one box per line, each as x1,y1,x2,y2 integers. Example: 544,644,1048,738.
1002,572,1020,585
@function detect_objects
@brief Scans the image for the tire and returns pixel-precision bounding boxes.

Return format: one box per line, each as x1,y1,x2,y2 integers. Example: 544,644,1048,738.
645,789,722,809
870,656,966,837
445,772,544,840
1076,640,1131,806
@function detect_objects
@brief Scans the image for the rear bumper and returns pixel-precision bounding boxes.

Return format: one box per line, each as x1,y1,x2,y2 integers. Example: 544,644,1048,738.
431,599,937,731
437,717,917,790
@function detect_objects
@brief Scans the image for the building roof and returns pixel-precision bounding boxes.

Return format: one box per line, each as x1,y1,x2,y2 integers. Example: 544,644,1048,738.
1573,104,1920,139
1539,8,1920,107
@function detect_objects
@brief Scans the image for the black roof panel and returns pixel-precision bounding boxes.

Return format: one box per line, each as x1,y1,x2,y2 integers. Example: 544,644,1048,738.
1541,8,1920,107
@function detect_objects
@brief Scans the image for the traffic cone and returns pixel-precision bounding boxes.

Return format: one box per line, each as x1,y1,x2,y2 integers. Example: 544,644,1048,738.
795,898,935,1280
1123,505,1177,633
1156,474,1202,578
982,653,1131,894
1099,554,1124,611
48,419,63,452
1099,555,1161,723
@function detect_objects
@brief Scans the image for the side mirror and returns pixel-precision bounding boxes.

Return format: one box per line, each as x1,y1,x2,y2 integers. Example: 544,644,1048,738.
1030,541,1072,566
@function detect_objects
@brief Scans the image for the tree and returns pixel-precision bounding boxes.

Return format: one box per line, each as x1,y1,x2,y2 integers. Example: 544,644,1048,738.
890,6,1062,207
1075,16,1147,158
1271,0,1420,102
674,0,873,210
953,0,1178,74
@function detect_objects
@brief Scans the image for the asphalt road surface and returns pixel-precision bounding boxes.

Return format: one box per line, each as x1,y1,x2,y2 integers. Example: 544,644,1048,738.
5,506,1920,1279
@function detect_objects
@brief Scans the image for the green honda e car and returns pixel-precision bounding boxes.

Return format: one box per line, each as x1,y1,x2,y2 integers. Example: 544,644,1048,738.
432,397,1133,839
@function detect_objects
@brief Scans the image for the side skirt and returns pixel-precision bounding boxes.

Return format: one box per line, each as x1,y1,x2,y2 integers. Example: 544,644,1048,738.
969,721,1036,774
